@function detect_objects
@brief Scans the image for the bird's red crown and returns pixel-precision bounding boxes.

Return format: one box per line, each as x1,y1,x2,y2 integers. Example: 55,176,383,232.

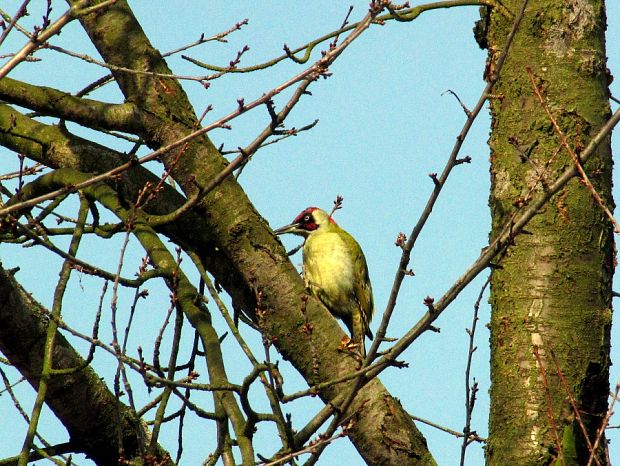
292,207,337,231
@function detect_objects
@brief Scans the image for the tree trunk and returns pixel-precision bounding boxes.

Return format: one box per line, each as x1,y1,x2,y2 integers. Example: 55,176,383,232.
482,0,614,464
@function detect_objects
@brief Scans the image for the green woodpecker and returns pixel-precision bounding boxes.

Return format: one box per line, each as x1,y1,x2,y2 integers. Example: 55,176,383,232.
274,207,374,356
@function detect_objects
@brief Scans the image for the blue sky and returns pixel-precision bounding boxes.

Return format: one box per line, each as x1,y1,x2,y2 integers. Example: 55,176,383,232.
1,1,619,465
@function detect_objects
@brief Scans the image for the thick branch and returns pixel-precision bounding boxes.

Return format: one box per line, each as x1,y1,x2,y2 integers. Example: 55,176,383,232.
0,265,172,464
15,168,255,464
0,102,255,315
0,77,148,134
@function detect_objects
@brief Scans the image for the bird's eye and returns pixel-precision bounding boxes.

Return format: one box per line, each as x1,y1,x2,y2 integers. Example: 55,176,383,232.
303,215,311,222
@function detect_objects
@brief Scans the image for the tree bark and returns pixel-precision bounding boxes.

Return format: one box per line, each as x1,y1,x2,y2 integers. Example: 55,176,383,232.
482,0,614,464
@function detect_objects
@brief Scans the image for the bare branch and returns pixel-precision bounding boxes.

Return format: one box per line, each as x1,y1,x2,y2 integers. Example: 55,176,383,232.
0,0,118,80
526,67,619,233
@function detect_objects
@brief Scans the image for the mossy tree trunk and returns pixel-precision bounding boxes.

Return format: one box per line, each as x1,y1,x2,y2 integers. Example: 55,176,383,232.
481,0,614,464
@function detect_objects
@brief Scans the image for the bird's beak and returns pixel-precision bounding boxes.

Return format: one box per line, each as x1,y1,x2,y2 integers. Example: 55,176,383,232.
273,222,301,235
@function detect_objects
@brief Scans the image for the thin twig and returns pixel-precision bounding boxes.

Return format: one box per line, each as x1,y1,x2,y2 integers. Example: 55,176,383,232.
460,276,490,466
532,345,565,466
162,19,249,58
546,341,602,466
261,429,348,466
0,0,117,80
410,414,486,442
443,89,472,117
44,41,222,85
17,194,90,466
329,6,355,49
183,0,510,74
14,222,159,286
69,19,249,98
0,1,31,50
587,384,620,466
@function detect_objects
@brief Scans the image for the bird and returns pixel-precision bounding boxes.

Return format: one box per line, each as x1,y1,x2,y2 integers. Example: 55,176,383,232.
274,207,374,357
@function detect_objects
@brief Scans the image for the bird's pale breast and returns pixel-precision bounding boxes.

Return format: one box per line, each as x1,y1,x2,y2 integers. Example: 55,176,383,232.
303,230,355,318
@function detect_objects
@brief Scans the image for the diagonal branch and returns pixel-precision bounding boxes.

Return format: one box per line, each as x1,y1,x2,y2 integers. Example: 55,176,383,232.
367,0,530,370
366,103,620,381
526,66,619,233
0,77,149,134
15,167,256,463
0,265,172,464
0,0,118,80
183,0,511,74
